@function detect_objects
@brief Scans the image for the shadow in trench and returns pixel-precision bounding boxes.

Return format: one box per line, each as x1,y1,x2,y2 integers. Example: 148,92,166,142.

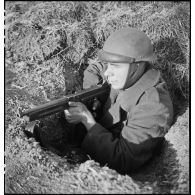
153,36,189,125
131,140,180,193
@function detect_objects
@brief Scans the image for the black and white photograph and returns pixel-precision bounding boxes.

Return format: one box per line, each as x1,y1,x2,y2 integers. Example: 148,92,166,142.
4,1,190,194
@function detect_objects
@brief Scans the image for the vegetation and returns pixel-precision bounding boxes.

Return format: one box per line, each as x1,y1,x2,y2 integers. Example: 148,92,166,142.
5,1,189,194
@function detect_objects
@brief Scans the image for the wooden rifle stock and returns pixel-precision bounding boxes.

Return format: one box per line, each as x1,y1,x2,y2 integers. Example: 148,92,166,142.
19,83,110,122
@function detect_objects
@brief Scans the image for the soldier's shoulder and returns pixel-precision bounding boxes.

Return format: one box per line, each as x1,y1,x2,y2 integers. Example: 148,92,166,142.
140,80,171,105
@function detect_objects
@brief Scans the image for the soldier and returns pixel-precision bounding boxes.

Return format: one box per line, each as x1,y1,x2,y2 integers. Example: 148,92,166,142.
64,27,174,174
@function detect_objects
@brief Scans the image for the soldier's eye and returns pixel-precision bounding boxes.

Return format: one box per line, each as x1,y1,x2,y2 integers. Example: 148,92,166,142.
110,64,120,69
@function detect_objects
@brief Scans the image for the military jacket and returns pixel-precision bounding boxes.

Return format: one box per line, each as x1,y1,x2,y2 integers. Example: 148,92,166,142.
81,61,174,174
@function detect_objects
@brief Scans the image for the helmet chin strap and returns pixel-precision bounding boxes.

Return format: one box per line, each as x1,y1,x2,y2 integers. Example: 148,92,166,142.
123,62,146,90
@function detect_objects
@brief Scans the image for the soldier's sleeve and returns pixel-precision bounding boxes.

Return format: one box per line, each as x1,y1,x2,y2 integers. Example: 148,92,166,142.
81,88,173,174
83,60,107,89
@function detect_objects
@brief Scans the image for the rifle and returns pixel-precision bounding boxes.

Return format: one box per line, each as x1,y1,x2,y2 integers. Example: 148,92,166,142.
19,83,111,122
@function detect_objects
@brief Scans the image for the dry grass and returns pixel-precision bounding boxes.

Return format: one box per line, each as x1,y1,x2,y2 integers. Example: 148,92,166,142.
5,1,190,194
5,1,189,99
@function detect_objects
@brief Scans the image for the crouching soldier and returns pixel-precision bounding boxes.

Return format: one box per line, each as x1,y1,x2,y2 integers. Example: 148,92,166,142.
64,27,174,174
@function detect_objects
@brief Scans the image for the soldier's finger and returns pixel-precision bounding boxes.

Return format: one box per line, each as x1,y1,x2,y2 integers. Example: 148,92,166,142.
68,101,80,107
64,109,70,116
92,99,101,110
68,107,81,113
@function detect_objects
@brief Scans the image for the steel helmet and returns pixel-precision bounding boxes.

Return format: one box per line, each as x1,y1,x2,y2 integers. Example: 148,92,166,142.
98,27,156,63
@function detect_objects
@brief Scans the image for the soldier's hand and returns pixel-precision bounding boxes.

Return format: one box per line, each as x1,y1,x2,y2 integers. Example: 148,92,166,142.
92,98,101,111
91,98,101,118
64,102,96,130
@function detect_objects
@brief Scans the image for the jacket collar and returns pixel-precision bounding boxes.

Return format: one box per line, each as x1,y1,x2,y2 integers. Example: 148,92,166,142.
116,68,161,112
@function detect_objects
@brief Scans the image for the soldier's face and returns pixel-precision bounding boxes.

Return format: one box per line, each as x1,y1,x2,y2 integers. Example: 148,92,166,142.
104,62,129,89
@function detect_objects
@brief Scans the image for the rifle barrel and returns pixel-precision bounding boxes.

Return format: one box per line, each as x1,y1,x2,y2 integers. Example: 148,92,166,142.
19,84,110,121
